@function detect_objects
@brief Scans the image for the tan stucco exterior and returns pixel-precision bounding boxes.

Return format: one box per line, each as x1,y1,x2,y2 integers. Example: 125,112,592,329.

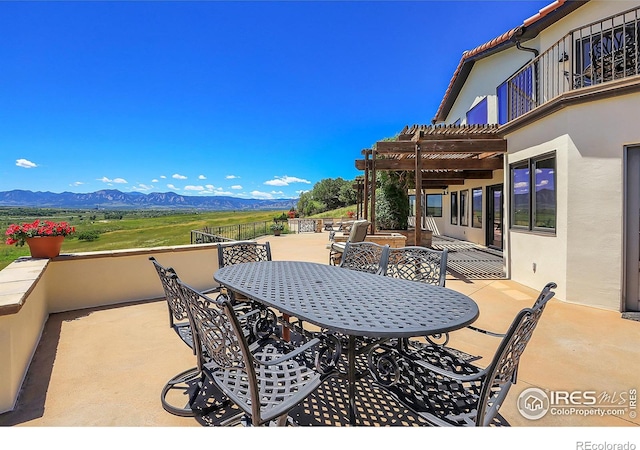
439,0,640,312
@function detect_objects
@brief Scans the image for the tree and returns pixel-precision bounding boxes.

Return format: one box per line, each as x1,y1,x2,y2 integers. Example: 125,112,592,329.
297,191,325,216
296,177,358,215
312,178,349,211
375,171,409,230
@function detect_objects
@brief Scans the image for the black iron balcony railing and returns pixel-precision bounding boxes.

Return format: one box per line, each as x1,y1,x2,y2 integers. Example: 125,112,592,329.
507,5,640,122
191,221,274,244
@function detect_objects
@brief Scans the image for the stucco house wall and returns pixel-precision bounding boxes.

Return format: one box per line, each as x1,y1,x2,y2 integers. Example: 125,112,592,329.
438,0,640,311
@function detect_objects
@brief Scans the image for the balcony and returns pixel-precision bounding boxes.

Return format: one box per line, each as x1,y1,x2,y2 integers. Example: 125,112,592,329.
507,6,640,122
0,231,638,428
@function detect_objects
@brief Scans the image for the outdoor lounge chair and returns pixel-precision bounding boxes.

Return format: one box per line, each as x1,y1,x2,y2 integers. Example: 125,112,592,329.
178,280,339,426
367,282,556,426
328,219,370,265
339,241,390,276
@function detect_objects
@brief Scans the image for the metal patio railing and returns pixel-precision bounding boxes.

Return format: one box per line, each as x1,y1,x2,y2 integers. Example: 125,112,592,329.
507,5,640,122
191,221,274,244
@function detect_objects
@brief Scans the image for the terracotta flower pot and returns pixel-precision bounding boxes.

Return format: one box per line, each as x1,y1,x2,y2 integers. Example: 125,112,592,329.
26,236,65,258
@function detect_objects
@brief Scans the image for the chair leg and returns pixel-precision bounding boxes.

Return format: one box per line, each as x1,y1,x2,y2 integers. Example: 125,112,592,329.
276,414,289,426
160,366,202,417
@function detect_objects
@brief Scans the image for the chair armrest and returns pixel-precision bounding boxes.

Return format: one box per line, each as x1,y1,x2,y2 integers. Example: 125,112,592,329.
414,357,489,383
250,338,322,367
466,325,505,338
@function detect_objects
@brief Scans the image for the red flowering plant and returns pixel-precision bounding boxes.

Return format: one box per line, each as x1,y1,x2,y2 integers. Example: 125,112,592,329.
5,220,75,247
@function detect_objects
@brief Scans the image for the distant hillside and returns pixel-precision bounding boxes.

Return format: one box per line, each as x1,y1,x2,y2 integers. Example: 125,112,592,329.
0,189,297,210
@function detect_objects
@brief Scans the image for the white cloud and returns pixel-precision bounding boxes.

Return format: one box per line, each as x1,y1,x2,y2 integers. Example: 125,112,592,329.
264,175,311,186
172,173,187,180
296,189,310,195
160,175,167,179
226,175,239,179
185,185,205,191
270,190,284,195
514,181,529,189
151,179,159,183
167,184,179,191
250,190,274,199
205,184,216,190
198,175,206,180
536,179,549,188
16,159,37,169
98,177,127,184
132,184,153,192
71,181,84,187
231,185,243,190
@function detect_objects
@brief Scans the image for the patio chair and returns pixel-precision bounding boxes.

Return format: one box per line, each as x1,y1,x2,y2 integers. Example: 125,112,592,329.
149,257,222,416
339,241,390,276
149,256,203,351
328,219,370,265
386,246,448,287
383,246,450,347
217,240,271,301
178,280,339,426
150,257,272,417
367,282,556,426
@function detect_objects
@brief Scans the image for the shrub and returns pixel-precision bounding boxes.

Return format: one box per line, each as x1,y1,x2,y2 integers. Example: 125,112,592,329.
77,230,101,242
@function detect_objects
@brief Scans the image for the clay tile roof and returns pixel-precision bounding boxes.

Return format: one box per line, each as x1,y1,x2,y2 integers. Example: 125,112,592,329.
432,0,587,124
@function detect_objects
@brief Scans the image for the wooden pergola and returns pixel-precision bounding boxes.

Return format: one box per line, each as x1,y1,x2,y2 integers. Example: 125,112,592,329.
354,124,506,245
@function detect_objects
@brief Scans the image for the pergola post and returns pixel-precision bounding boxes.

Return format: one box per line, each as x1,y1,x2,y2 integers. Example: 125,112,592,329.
371,147,377,235
363,150,369,222
415,143,422,246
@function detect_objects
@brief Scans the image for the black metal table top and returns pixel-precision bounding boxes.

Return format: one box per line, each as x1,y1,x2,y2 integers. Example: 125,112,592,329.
214,261,479,338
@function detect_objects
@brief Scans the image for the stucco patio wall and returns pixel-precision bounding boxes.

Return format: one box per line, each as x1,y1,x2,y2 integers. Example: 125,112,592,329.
0,244,222,414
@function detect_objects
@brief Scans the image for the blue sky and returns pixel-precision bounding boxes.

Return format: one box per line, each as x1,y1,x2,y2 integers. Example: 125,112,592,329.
1,0,551,200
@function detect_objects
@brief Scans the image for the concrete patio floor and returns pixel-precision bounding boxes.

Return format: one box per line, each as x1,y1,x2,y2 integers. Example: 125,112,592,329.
0,230,638,429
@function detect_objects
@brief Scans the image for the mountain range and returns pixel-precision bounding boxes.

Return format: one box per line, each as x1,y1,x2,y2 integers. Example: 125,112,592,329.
0,189,298,210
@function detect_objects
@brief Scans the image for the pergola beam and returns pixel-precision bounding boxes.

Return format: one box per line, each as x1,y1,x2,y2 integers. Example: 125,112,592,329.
375,139,506,154
355,158,503,171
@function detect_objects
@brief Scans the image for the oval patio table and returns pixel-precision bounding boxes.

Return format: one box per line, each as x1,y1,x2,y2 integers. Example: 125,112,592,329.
214,260,479,425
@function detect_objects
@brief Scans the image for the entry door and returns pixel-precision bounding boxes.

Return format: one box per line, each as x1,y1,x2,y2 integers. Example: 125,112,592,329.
487,184,503,250
625,147,640,311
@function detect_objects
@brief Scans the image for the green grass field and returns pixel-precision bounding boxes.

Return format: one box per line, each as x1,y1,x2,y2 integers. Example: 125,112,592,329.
0,208,290,271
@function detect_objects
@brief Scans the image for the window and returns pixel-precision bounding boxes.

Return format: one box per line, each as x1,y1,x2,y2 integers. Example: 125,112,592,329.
510,153,556,232
460,190,469,226
451,192,458,225
466,98,488,125
409,195,416,217
426,194,443,217
472,187,482,228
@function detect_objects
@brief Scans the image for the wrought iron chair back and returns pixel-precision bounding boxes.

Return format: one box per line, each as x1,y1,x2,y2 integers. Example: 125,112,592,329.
386,246,448,287
368,282,556,426
217,240,272,268
149,257,194,350
178,280,336,426
339,241,390,276
475,284,555,425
